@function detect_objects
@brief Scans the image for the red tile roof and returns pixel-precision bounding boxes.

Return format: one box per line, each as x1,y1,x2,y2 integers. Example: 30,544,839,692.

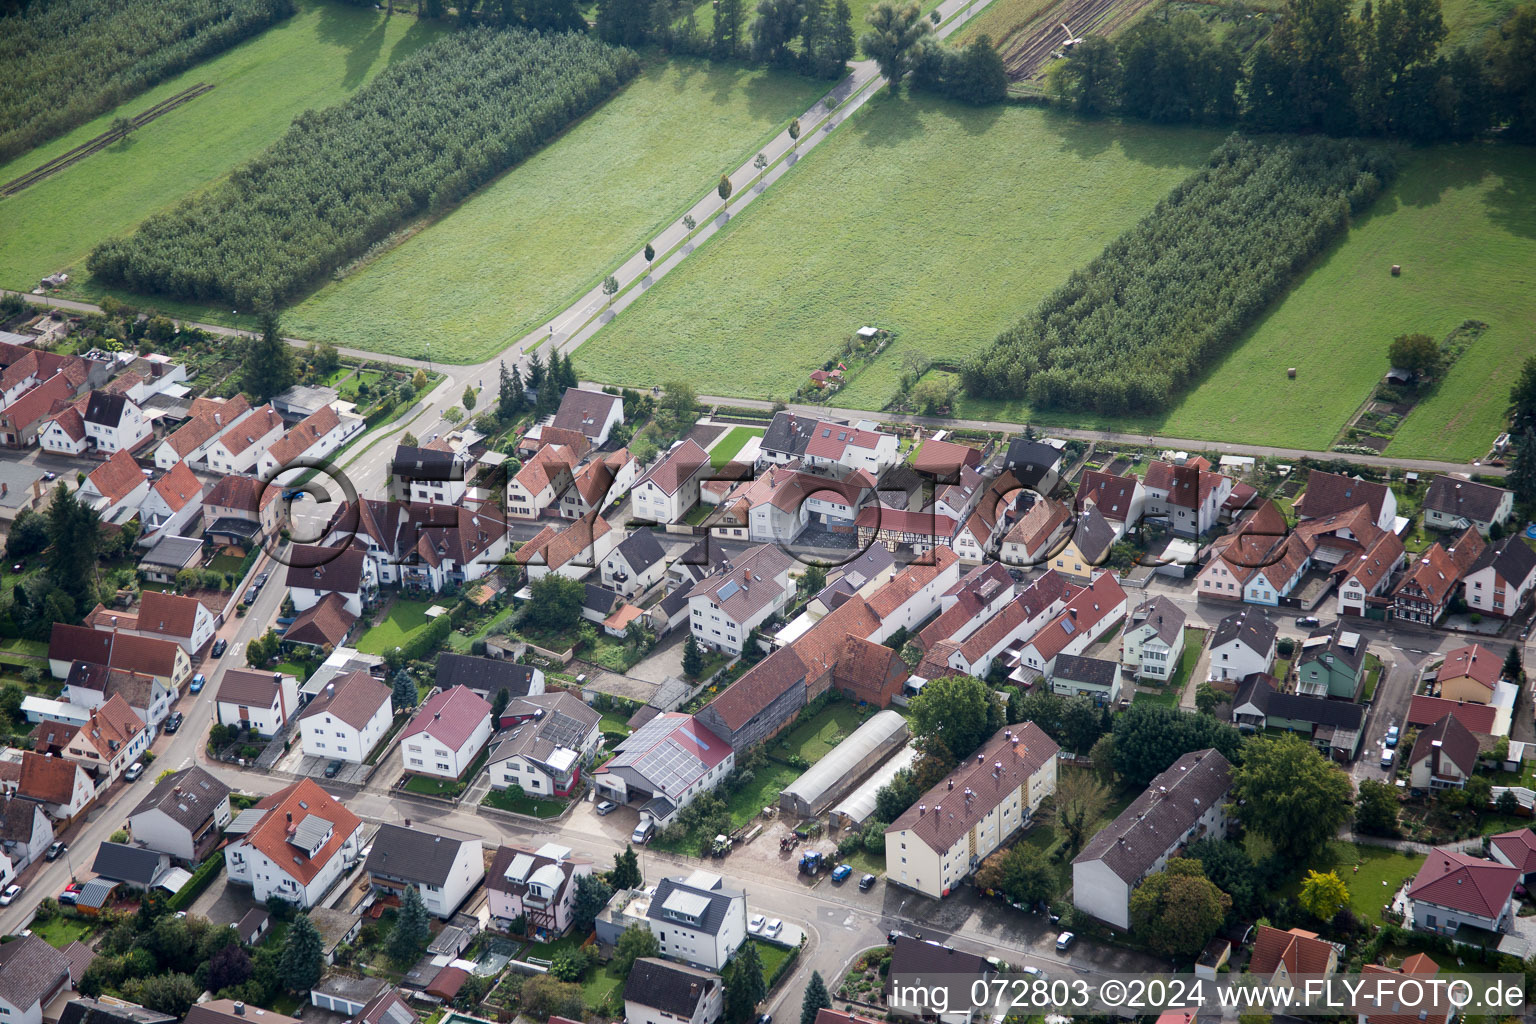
911,438,981,478
1248,926,1336,976
638,438,709,496
403,685,492,751
1408,847,1518,919
17,750,85,804
240,779,362,885
284,592,357,648
266,404,342,467
216,405,283,456
0,373,73,434
1490,828,1536,874
150,460,202,514
298,670,390,730
49,623,183,677
1405,694,1497,733
88,449,145,505
1437,643,1501,693
1027,572,1126,662
1075,470,1141,522
137,591,203,640
1294,469,1393,523
703,645,809,732
867,546,958,617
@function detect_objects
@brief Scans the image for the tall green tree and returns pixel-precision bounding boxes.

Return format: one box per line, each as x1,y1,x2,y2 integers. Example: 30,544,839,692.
724,941,767,1023
1233,734,1353,862
44,482,99,607
392,668,419,712
1387,332,1443,379
390,886,431,964
1052,35,1121,113
1354,778,1401,836
573,873,614,934
908,674,1002,760
614,923,661,977
498,360,524,420
1130,858,1231,957
801,971,832,1024
1298,869,1351,920
1186,838,1264,918
1111,703,1242,787
1050,769,1109,854
974,842,1055,905
713,0,746,57
611,844,642,889
752,0,805,63
1484,3,1536,143
528,573,586,630
861,0,931,84
1269,0,1358,133
244,312,297,403
683,631,705,678
829,0,856,63
278,913,324,992
1510,428,1536,506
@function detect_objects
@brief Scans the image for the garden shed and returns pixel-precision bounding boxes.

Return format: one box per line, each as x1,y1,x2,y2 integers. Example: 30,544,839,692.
778,710,909,818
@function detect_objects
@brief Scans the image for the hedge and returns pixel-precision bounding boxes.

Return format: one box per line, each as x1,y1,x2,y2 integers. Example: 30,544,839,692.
167,854,225,911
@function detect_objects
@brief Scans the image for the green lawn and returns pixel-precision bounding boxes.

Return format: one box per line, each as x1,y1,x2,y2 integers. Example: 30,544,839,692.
1439,0,1522,47
0,2,445,298
955,145,1536,460
1362,653,1384,701
1277,841,1425,922
576,94,1220,403
726,761,802,828
284,58,824,362
753,936,794,990
355,599,436,655
404,773,463,796
771,701,870,764
599,712,633,735
208,554,246,577
710,426,765,468
29,914,99,949
0,638,49,657
482,787,568,817
1169,627,1205,692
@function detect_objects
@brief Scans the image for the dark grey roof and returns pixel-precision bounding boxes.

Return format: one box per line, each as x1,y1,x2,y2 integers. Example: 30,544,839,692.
1073,749,1233,884
139,535,204,569
0,934,71,1012
1423,475,1509,523
1051,654,1118,689
391,445,462,481
1004,439,1062,487
612,529,666,576
487,692,601,768
1068,504,1117,562
90,841,166,886
816,544,897,610
1212,607,1276,656
1298,623,1366,676
582,583,624,615
647,875,742,936
761,410,819,459
84,390,129,427
0,793,45,843
1130,595,1185,647
551,388,622,439
59,998,177,1024
237,908,270,945
129,765,230,832
1232,674,1365,730
365,823,476,887
658,588,691,619
1470,535,1536,585
435,653,539,700
886,937,994,1011
624,958,719,1015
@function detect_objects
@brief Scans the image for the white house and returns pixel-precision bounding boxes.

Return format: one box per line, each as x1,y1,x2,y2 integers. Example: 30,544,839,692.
364,824,484,919
624,959,722,1024
138,460,205,543
37,406,88,456
217,669,300,737
512,510,618,582
78,448,150,522
128,765,232,862
885,724,1058,899
1293,469,1398,533
1334,529,1406,617
864,546,961,644
153,395,251,469
506,444,578,519
297,670,393,763
202,405,284,475
0,934,89,1024
632,439,710,524
61,695,150,785
486,691,602,798
1464,536,1536,619
602,529,669,599
286,545,376,616
488,842,594,939
1121,595,1186,682
644,871,749,971
223,779,364,908
1422,475,1513,535
6,750,97,822
1406,847,1519,938
1141,460,1232,538
0,795,53,875
1207,607,1276,682
133,590,217,656
83,390,151,454
688,544,797,655
401,685,493,780
1012,571,1128,680
552,387,624,446
261,405,364,482
387,440,476,506
1072,749,1233,930
560,448,639,520
801,420,900,477
592,713,734,826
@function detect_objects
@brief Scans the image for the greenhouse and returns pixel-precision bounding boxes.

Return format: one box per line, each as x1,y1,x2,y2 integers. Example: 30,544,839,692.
778,709,909,818
830,744,922,831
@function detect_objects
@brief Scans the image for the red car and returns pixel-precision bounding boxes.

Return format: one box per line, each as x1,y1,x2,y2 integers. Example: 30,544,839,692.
58,882,83,905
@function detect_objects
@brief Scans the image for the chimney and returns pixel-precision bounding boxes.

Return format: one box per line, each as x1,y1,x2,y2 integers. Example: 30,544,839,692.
234,1004,245,1017
918,804,925,815
690,983,699,998
287,812,293,823
947,779,954,790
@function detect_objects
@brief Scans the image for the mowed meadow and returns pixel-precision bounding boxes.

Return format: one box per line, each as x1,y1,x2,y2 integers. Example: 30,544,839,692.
286,59,825,362
574,92,1223,400
0,1,444,294
951,143,1536,462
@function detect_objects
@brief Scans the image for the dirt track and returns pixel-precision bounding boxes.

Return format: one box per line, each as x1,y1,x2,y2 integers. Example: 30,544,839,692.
1001,0,1155,80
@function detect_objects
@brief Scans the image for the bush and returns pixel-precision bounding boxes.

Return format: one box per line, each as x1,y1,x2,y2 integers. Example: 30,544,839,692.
837,834,862,857
167,856,225,912
90,29,640,309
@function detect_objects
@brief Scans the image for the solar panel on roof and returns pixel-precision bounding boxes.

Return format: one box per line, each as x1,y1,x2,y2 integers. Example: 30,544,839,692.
717,579,740,602
680,726,709,751
1061,619,1075,634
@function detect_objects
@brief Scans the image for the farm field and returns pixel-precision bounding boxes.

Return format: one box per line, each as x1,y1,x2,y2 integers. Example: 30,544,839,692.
0,1,444,296
285,59,824,362
944,145,1536,460
575,93,1221,401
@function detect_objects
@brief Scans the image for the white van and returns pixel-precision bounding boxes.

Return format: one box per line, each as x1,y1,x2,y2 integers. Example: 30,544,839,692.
631,817,654,844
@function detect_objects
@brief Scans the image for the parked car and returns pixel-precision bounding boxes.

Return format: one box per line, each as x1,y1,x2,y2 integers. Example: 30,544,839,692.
1055,932,1075,952
189,673,205,693
763,919,783,938
1295,615,1321,629
831,864,853,883
859,874,877,891
211,638,228,658
58,883,82,905
1380,749,1395,771
1384,725,1400,748
164,712,184,734
1022,965,1045,979
43,471,57,481
748,914,766,934
595,800,617,816
324,760,343,778
124,762,146,782
0,884,22,906
46,841,66,861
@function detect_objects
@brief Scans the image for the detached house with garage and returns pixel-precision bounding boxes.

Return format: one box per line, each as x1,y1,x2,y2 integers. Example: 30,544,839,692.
632,439,710,524
128,765,231,862
297,670,393,763
83,390,151,454
261,405,362,482
1072,749,1233,930
486,691,601,797
1422,475,1513,535
602,529,668,598
1121,595,1186,682
201,473,281,546
1463,536,1536,619
1406,847,1519,938
552,388,624,446
286,544,377,615
223,778,363,908
506,444,578,520
61,695,149,785
1435,643,1501,704
79,449,149,522
401,685,493,781
365,824,484,918
1407,712,1478,790
488,842,594,938
217,670,300,737
885,724,1059,899
1207,608,1276,682
644,871,749,971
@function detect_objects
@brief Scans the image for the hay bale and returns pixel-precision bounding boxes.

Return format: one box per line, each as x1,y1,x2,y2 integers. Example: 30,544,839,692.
1391,265,1401,276
1287,367,1297,379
